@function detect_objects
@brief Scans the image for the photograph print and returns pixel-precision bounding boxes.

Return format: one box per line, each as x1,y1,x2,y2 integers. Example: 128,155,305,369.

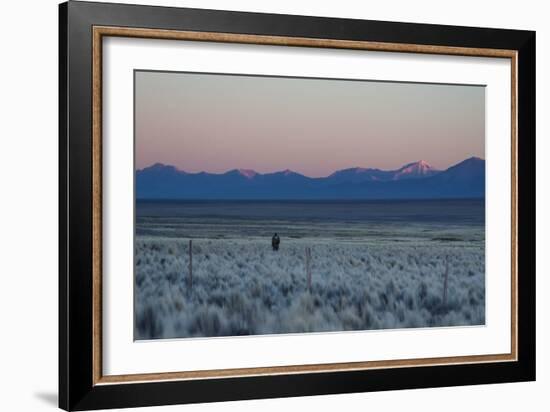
134,71,485,340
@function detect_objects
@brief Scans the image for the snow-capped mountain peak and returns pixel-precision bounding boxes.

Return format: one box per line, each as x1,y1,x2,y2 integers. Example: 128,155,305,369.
237,169,258,179
393,160,439,180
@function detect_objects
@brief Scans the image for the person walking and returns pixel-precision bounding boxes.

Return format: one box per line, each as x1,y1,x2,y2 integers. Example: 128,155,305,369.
272,233,280,251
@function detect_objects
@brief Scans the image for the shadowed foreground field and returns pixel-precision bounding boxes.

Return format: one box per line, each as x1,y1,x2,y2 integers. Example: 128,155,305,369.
135,238,485,339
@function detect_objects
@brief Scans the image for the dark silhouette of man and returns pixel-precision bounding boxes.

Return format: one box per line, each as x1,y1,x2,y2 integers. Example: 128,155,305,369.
272,233,280,251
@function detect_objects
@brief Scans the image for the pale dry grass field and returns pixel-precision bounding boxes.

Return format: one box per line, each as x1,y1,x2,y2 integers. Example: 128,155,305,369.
135,236,485,339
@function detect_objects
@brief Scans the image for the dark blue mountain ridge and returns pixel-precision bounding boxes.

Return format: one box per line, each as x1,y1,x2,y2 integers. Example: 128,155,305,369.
136,157,485,200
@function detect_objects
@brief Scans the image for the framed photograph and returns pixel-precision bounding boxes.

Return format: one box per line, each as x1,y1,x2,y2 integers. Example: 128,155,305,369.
59,1,536,410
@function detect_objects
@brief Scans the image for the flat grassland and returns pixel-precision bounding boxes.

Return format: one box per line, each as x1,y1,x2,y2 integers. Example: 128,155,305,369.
135,213,485,340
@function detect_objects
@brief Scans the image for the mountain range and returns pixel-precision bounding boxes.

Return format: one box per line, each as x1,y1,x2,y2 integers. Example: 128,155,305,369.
136,157,485,200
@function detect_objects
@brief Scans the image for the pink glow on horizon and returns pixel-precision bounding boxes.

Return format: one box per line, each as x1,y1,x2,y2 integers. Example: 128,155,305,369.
135,72,485,178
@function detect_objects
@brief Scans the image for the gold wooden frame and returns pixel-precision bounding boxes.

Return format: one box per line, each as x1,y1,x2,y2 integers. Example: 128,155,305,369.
92,26,518,386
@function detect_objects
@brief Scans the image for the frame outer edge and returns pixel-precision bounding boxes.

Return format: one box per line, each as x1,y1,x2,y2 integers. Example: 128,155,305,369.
59,2,69,410
62,1,535,409
517,31,536,380
67,1,96,409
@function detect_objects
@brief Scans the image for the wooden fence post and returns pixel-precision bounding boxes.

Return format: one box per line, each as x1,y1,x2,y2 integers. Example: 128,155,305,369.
442,254,449,306
188,239,193,289
306,247,312,293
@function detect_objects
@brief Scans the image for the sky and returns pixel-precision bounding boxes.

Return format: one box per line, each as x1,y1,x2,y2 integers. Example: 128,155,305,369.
135,70,485,178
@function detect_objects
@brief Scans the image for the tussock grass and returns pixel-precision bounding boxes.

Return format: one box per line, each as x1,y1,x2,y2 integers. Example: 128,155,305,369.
135,238,485,339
